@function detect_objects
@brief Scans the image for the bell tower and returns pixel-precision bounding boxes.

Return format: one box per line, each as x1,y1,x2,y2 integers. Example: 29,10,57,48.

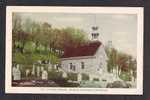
91,26,99,41
91,14,99,41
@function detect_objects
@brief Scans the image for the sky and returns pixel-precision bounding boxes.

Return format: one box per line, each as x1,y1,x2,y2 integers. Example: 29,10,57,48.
18,12,137,58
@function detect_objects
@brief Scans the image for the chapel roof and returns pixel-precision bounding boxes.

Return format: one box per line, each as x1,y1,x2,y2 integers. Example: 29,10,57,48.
62,41,102,58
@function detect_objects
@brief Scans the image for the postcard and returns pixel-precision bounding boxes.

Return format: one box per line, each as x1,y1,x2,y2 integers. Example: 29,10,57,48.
5,6,143,94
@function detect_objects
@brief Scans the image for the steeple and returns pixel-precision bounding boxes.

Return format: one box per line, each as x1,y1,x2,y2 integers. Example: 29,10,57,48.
91,26,99,41
91,14,99,41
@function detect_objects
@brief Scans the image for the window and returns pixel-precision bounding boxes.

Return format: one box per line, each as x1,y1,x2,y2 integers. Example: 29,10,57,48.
81,62,85,69
69,63,76,71
73,65,76,71
99,62,102,69
70,63,73,70
92,33,99,39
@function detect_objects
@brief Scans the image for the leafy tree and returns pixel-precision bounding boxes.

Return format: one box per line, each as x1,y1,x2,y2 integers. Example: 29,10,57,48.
106,45,137,79
12,13,22,34
61,27,89,48
106,48,117,72
12,13,22,50
12,15,91,74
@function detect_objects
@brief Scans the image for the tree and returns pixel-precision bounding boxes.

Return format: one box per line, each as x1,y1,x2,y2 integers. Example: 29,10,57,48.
40,22,52,51
106,48,117,73
12,13,22,34
12,15,90,67
61,27,89,48
105,45,137,79
12,13,23,51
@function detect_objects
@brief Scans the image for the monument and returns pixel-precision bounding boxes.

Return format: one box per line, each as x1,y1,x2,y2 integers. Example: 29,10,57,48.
13,64,21,80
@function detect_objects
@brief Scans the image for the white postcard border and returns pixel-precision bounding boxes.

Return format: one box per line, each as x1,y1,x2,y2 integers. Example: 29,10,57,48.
5,6,143,95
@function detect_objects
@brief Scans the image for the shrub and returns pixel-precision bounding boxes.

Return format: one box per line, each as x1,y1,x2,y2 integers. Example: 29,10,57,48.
82,73,89,81
106,81,131,88
48,53,60,64
13,53,39,65
48,69,63,80
93,78,99,81
119,72,131,81
19,64,36,80
13,51,60,65
13,53,26,64
67,73,78,81
24,41,35,53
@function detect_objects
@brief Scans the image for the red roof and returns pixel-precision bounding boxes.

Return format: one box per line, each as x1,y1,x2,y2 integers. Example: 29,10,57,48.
62,41,102,58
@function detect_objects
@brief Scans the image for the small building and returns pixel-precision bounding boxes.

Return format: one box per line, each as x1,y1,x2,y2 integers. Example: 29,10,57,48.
61,26,108,81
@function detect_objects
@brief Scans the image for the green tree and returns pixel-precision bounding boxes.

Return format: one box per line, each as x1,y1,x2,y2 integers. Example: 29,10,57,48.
61,27,89,48
12,13,23,51
106,48,117,72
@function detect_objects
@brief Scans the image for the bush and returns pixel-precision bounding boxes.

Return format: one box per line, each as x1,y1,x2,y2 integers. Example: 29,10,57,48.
13,53,39,65
82,73,89,81
106,81,131,88
48,69,62,80
67,73,78,81
48,53,60,64
24,41,36,53
13,53,26,64
119,72,131,81
93,78,99,81
13,51,60,65
19,64,36,80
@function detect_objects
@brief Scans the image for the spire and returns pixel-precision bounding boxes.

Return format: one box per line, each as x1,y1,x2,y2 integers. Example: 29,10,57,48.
91,14,99,41
91,26,99,41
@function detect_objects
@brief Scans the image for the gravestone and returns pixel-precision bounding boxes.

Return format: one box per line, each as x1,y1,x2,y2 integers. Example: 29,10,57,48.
62,72,67,78
77,73,82,82
38,60,41,64
54,64,57,69
31,65,35,75
42,70,48,80
48,61,52,71
131,70,135,82
13,64,21,80
12,66,17,79
41,67,44,72
89,74,93,81
37,66,40,77
25,69,30,77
